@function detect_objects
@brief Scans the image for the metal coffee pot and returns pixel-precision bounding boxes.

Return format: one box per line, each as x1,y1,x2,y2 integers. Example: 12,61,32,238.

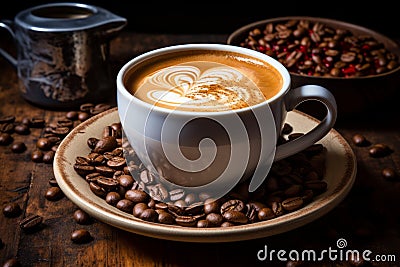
0,2,127,109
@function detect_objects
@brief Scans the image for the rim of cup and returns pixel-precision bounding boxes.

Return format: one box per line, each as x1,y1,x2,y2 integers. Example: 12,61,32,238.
116,43,291,116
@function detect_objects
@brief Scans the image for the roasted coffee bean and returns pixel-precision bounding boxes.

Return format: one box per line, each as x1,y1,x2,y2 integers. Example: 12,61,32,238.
175,215,197,227
117,174,134,188
66,110,79,120
0,115,15,124
93,136,118,154
97,177,119,190
80,103,94,112
258,207,276,221
369,143,392,158
36,137,52,150
31,150,44,163
220,199,245,214
2,258,21,267
105,192,121,206
157,210,175,225
0,132,13,145
0,122,14,133
47,135,61,145
78,112,90,122
57,118,73,128
43,150,55,163
90,103,112,115
197,219,210,228
3,202,22,217
125,189,149,203
14,124,30,135
29,117,45,128
206,213,224,226
139,208,158,222
133,202,148,217
382,167,398,181
116,199,135,213
74,164,95,177
71,229,92,244
73,209,92,224
222,210,248,224
89,182,107,198
220,221,235,227
11,142,26,153
155,202,168,210
282,197,304,211
352,134,369,146
272,202,285,216
45,186,63,201
19,214,43,232
87,137,99,149
87,152,105,165
94,166,116,177
107,156,126,169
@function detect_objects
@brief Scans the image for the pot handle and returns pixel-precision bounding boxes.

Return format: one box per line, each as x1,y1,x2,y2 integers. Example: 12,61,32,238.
0,20,17,67
274,85,337,161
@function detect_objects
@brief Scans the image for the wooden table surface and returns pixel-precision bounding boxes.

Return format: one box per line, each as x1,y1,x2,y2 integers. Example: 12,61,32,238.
0,32,399,267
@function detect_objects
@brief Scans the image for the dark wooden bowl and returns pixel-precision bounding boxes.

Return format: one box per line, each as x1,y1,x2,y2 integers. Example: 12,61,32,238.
227,16,400,119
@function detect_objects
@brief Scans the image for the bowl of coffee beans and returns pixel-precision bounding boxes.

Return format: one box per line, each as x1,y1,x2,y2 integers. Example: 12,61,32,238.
227,16,400,116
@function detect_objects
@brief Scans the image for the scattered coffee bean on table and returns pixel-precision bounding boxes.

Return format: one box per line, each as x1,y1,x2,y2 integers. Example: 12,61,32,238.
73,122,328,228
2,202,22,218
368,143,392,158
381,167,398,181
71,229,93,244
351,134,370,147
11,142,26,153
44,186,64,201
73,209,92,225
19,214,43,232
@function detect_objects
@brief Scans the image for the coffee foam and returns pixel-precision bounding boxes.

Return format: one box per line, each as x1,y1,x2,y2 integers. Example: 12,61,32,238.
135,61,267,111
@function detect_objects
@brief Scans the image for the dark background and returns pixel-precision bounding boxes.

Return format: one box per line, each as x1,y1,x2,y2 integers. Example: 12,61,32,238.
0,0,399,39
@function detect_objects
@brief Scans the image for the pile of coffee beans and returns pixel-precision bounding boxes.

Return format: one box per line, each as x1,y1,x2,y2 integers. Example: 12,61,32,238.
238,19,399,77
0,103,113,163
73,122,329,228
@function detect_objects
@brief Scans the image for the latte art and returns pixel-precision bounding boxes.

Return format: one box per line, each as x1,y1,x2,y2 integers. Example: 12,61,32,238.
127,50,283,112
139,62,265,111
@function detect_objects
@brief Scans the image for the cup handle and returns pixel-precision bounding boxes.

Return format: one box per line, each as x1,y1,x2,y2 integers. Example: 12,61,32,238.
0,20,17,67
274,85,337,162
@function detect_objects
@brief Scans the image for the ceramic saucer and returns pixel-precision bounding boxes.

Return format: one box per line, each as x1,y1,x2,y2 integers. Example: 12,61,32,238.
53,107,356,242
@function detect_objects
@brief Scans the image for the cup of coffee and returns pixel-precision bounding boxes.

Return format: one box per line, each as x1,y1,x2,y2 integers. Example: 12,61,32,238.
117,44,337,203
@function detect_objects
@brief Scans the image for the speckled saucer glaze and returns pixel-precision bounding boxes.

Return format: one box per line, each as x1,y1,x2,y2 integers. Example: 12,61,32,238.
53,107,357,243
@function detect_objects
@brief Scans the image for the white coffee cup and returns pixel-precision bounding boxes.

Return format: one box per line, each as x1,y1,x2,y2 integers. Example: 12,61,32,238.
116,44,337,202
